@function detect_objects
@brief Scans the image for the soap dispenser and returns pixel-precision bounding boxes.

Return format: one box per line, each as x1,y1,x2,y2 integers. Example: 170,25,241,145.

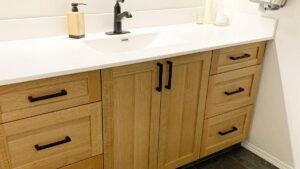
67,3,86,39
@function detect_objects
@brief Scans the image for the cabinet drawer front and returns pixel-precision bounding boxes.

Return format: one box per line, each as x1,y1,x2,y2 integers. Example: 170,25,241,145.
0,70,101,123
201,106,252,157
0,102,103,169
210,42,266,74
205,66,260,118
59,155,103,169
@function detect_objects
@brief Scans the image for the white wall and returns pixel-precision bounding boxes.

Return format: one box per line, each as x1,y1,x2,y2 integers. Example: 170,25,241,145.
267,1,300,168
0,0,204,20
247,40,294,168
222,0,296,168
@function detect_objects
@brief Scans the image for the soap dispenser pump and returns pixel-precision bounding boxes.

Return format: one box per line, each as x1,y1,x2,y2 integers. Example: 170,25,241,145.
67,3,86,39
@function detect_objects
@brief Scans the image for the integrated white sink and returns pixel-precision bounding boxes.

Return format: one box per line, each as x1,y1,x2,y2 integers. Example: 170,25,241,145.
83,32,185,54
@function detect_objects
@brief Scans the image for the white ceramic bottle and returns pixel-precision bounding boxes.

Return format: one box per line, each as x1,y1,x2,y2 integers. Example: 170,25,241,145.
203,0,217,24
214,0,229,26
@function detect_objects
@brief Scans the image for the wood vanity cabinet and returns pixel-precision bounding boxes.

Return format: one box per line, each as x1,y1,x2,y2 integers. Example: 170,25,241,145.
102,52,212,169
0,41,266,169
101,42,266,169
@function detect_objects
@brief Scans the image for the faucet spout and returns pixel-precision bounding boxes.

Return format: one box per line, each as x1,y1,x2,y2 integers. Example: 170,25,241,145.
116,11,132,21
106,0,132,35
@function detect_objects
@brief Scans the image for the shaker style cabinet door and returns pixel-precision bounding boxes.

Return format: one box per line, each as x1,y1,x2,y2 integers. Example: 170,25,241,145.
158,52,212,169
102,61,162,169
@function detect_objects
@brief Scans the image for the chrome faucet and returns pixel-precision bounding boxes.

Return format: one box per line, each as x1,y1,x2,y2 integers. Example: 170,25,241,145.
106,0,132,35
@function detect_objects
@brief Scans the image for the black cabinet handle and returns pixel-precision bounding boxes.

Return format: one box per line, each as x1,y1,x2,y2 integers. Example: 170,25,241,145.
229,53,251,60
35,136,71,151
218,127,238,136
28,89,68,102
165,61,173,90
224,88,245,96
156,63,163,92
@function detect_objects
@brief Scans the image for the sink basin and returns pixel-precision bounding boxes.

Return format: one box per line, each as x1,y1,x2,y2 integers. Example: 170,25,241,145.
83,32,184,54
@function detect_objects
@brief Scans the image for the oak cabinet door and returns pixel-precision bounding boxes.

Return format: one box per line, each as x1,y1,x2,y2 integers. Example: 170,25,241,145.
102,61,162,169
158,52,212,169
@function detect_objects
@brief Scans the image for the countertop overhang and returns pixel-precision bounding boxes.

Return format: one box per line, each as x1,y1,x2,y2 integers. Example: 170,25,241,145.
0,15,277,86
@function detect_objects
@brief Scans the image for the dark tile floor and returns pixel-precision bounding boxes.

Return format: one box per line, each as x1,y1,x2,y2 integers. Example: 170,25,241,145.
180,147,278,169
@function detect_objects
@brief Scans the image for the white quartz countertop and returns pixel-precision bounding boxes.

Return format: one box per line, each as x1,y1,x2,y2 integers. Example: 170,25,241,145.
0,15,277,86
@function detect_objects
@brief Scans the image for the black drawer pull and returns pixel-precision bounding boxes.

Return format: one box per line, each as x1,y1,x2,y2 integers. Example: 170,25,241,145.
28,89,68,102
224,88,245,96
229,53,251,60
35,136,71,151
218,127,238,136
165,61,173,90
156,63,163,92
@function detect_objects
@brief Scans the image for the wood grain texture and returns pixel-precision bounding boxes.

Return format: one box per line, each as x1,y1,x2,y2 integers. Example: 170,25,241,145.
102,61,161,169
158,52,212,169
0,70,101,124
0,102,102,169
205,65,261,118
59,155,103,169
0,125,11,169
201,105,253,157
210,42,266,75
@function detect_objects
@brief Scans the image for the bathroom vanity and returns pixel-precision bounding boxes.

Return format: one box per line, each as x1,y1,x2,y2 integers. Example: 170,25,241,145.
0,38,266,169
101,41,266,169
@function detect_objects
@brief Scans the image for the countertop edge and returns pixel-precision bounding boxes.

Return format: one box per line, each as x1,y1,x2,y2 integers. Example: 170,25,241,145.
0,36,273,86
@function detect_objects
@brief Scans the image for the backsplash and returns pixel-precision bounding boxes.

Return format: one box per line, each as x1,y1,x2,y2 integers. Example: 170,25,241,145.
0,7,203,41
0,0,204,19
0,0,205,41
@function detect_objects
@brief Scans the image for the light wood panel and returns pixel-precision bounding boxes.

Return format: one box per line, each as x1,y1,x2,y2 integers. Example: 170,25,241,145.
201,106,253,157
0,125,11,169
0,102,102,169
205,65,261,118
102,61,161,169
210,42,266,75
158,52,212,169
59,155,103,169
0,70,101,124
